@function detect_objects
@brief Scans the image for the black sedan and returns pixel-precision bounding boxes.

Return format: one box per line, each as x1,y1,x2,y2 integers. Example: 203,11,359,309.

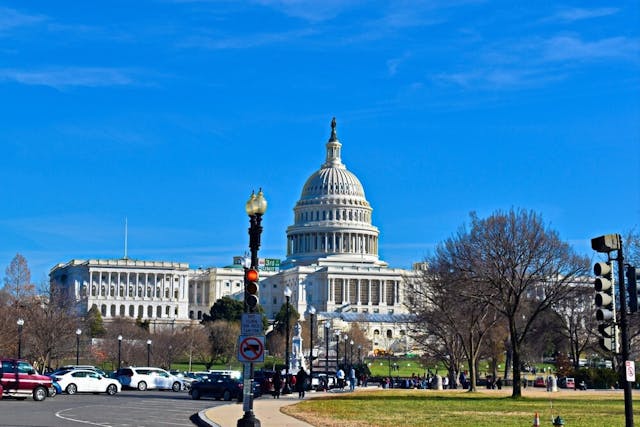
189,374,243,401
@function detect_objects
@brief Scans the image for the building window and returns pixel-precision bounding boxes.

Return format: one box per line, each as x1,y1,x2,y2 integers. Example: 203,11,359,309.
386,330,393,338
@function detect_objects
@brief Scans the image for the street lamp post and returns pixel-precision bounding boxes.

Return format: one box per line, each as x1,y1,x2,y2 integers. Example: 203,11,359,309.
117,335,123,370
283,286,292,395
335,330,341,370
324,321,330,388
308,306,316,387
350,340,354,366
17,318,24,359
75,329,82,365
343,335,348,366
146,339,152,366
238,188,268,427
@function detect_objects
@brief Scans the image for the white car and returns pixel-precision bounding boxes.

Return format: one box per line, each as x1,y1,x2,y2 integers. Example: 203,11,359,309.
115,367,183,391
53,369,121,395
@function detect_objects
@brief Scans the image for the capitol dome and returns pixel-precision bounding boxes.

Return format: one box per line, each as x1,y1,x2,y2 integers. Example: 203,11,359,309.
284,118,383,267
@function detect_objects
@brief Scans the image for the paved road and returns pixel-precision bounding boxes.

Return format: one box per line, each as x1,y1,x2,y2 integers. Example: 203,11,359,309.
0,389,229,427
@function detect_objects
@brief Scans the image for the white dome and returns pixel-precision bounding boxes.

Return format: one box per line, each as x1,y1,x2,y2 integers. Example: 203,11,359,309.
284,118,382,267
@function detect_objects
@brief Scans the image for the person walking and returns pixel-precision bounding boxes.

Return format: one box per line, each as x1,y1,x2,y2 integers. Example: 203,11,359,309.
336,367,345,390
296,367,308,399
272,371,282,399
349,366,356,392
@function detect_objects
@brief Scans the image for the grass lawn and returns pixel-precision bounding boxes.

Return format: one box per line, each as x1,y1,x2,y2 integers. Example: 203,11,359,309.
282,389,640,426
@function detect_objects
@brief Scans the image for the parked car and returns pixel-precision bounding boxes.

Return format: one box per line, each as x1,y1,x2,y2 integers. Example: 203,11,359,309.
0,358,55,401
52,369,121,395
558,377,575,389
115,367,183,391
58,365,108,377
190,373,243,401
533,376,546,387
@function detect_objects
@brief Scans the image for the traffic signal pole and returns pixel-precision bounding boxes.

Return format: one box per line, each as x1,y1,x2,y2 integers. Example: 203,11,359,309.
238,190,267,427
592,234,634,427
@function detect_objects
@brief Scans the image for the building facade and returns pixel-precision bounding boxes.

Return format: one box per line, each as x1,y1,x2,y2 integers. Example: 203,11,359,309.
50,118,415,353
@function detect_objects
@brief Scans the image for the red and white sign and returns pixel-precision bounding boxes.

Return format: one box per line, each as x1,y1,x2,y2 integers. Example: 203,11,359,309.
626,361,635,382
238,335,265,362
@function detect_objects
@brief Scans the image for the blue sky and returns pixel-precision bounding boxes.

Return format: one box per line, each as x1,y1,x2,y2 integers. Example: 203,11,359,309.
1,1,638,283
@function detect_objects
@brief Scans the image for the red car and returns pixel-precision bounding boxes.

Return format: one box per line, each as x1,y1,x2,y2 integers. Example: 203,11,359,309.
1,359,55,401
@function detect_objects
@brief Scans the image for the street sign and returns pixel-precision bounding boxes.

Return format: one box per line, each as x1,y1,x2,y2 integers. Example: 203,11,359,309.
238,335,265,362
626,360,635,382
241,313,264,336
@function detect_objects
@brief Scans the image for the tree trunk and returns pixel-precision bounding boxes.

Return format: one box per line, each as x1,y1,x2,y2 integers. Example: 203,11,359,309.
510,327,521,398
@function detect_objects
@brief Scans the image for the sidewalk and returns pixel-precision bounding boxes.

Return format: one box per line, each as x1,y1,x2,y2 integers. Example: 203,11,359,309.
196,392,317,427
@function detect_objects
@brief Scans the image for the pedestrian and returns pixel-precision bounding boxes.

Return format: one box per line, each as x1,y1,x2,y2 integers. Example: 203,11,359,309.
272,371,282,399
336,367,345,390
349,366,356,392
296,367,308,399
496,377,502,390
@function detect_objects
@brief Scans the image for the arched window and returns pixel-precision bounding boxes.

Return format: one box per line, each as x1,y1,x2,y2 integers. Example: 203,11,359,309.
165,288,170,299
197,310,202,320
120,305,125,316
147,305,153,318
165,306,170,316
101,304,107,316
110,286,115,296
386,329,393,338
156,306,162,318
189,310,194,319
138,305,144,318
129,305,134,317
374,329,380,336
110,305,116,316
156,287,161,298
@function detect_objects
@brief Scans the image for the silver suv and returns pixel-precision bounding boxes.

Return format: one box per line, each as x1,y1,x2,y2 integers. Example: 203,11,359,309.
115,367,183,391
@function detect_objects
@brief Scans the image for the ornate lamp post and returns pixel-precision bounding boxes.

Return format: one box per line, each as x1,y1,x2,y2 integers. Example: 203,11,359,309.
75,329,82,364
238,188,268,427
17,318,24,358
146,339,152,366
117,335,123,370
324,321,331,383
308,306,316,385
283,285,292,395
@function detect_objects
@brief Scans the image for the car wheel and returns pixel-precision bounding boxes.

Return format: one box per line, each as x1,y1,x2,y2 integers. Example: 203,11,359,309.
106,384,118,395
49,386,57,398
33,386,47,401
137,381,147,391
172,382,181,392
191,389,200,400
66,384,78,395
223,390,232,401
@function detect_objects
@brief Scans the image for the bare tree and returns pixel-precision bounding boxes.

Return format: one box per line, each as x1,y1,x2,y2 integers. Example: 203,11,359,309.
407,265,497,391
432,209,590,397
206,320,240,368
555,283,598,369
3,253,36,304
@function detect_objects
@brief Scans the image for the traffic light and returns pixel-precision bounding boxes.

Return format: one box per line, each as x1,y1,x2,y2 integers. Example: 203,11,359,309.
594,261,615,352
627,266,639,313
244,268,259,311
594,262,614,321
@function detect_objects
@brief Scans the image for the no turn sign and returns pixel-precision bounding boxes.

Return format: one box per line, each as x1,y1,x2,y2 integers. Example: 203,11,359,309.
626,360,635,382
238,335,265,362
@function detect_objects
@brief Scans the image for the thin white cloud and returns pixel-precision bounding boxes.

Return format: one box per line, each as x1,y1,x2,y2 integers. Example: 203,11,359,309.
552,7,618,22
0,7,46,31
543,36,639,62
0,67,136,89
434,67,566,90
253,0,363,22
179,28,317,49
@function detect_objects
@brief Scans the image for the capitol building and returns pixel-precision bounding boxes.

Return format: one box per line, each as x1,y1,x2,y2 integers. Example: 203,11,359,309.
50,119,416,353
